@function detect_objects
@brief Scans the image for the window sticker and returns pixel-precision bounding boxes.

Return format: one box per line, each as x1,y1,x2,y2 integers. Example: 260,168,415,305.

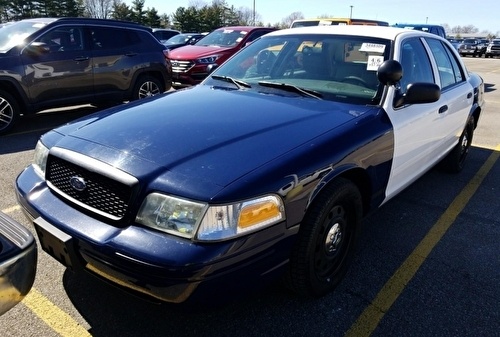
367,55,384,71
359,43,386,53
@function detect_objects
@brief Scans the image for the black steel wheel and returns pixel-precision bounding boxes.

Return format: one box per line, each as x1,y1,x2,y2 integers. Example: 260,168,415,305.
440,117,474,173
286,178,362,297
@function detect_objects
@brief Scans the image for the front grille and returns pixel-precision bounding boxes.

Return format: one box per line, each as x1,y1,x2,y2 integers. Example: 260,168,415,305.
170,59,194,73
47,155,133,220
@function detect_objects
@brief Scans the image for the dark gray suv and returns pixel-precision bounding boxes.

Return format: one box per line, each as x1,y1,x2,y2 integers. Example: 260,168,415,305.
0,17,172,134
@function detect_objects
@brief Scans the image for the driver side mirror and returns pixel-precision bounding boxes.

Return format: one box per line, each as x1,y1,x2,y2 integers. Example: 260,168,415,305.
24,42,50,55
377,60,440,108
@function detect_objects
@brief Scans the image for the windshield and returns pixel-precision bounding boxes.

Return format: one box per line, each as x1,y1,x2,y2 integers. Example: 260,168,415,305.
165,34,191,45
0,21,47,52
195,28,247,47
204,33,390,105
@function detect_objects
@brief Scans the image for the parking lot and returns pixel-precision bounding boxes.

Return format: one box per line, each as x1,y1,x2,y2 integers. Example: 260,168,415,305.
0,57,498,337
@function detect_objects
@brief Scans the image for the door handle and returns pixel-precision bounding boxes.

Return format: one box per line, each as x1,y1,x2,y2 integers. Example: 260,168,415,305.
467,92,473,99
74,57,89,62
439,105,448,114
125,52,138,57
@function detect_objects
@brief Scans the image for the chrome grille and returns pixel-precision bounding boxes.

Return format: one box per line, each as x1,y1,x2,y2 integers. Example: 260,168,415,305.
170,59,194,73
47,155,133,220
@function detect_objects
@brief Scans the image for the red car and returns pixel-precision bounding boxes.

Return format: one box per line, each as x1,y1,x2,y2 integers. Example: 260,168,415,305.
168,26,276,88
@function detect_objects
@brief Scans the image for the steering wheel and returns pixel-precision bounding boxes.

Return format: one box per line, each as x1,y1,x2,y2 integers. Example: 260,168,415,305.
340,76,369,87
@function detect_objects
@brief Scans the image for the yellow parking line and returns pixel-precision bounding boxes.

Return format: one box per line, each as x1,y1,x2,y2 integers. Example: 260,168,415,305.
345,144,500,337
22,288,91,337
1,205,20,214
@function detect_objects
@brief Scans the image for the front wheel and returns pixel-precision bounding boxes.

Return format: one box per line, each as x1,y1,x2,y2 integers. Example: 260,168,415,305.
0,90,20,135
440,117,474,173
132,76,164,100
285,178,362,297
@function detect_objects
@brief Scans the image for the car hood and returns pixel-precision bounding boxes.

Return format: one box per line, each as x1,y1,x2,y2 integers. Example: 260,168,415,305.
168,44,234,59
48,85,373,199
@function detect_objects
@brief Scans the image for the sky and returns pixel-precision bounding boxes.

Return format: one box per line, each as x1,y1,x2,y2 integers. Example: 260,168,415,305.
125,0,500,34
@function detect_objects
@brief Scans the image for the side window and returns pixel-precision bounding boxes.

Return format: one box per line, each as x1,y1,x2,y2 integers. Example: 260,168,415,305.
245,30,272,45
399,38,434,94
425,38,465,90
91,27,141,50
37,26,83,52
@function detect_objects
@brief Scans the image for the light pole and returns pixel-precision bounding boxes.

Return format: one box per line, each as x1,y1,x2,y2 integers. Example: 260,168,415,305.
350,5,353,19
253,0,256,25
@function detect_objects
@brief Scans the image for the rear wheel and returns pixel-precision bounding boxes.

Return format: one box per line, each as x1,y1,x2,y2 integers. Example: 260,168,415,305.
0,90,20,135
440,117,474,173
132,76,164,100
285,178,362,297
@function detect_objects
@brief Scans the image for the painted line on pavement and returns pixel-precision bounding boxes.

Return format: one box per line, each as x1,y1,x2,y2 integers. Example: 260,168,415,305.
22,288,91,337
345,144,500,337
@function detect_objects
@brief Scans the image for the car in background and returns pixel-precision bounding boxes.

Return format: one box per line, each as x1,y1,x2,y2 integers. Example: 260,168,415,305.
0,211,37,316
162,33,205,51
16,25,484,304
459,38,488,57
0,17,172,134
152,28,180,42
485,39,500,58
167,26,276,88
392,23,446,38
447,37,463,51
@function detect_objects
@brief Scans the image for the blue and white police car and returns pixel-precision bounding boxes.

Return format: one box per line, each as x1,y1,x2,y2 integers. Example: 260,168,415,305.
16,26,484,303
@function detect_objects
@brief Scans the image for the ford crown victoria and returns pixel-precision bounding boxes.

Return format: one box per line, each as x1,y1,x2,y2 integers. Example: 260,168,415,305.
16,26,484,304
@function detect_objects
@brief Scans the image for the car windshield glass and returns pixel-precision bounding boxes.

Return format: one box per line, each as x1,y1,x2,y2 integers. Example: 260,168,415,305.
195,28,247,47
205,33,390,105
0,21,47,52
165,34,189,44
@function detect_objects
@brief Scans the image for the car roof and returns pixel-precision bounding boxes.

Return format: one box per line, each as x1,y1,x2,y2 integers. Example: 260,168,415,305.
30,17,152,31
265,25,430,40
214,26,275,32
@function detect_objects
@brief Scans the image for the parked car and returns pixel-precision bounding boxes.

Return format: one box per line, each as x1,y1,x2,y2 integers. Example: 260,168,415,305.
392,23,446,38
0,17,172,135
0,211,37,316
162,33,205,51
485,39,500,58
151,28,180,42
16,25,484,304
447,37,463,51
167,26,276,88
459,38,488,57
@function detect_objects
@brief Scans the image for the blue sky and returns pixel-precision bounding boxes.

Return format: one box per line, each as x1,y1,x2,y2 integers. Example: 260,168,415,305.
125,0,499,34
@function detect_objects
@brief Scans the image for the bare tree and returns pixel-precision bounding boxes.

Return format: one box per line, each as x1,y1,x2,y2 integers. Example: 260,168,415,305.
237,6,261,25
280,11,304,29
85,0,114,19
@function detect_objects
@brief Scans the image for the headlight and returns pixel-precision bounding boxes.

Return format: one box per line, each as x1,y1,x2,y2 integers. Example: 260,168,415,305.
136,193,285,241
33,140,49,177
196,55,220,64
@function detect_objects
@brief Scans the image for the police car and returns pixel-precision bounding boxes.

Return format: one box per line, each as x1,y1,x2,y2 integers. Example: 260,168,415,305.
16,26,484,303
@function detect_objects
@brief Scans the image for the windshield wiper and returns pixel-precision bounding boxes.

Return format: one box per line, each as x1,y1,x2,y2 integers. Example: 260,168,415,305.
258,81,323,99
211,75,251,89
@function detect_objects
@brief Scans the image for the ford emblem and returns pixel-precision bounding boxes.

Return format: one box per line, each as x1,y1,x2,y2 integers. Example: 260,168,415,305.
69,176,87,192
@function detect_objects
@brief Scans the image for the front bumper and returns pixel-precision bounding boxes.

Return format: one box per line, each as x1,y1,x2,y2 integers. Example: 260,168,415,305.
16,165,296,303
0,211,37,315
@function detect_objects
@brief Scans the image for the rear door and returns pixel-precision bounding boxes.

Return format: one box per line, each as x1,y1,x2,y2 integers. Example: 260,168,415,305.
88,26,143,102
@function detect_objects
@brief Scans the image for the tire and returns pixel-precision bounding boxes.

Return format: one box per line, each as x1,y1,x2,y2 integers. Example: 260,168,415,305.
285,178,362,297
0,89,20,135
440,117,474,173
132,75,164,100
